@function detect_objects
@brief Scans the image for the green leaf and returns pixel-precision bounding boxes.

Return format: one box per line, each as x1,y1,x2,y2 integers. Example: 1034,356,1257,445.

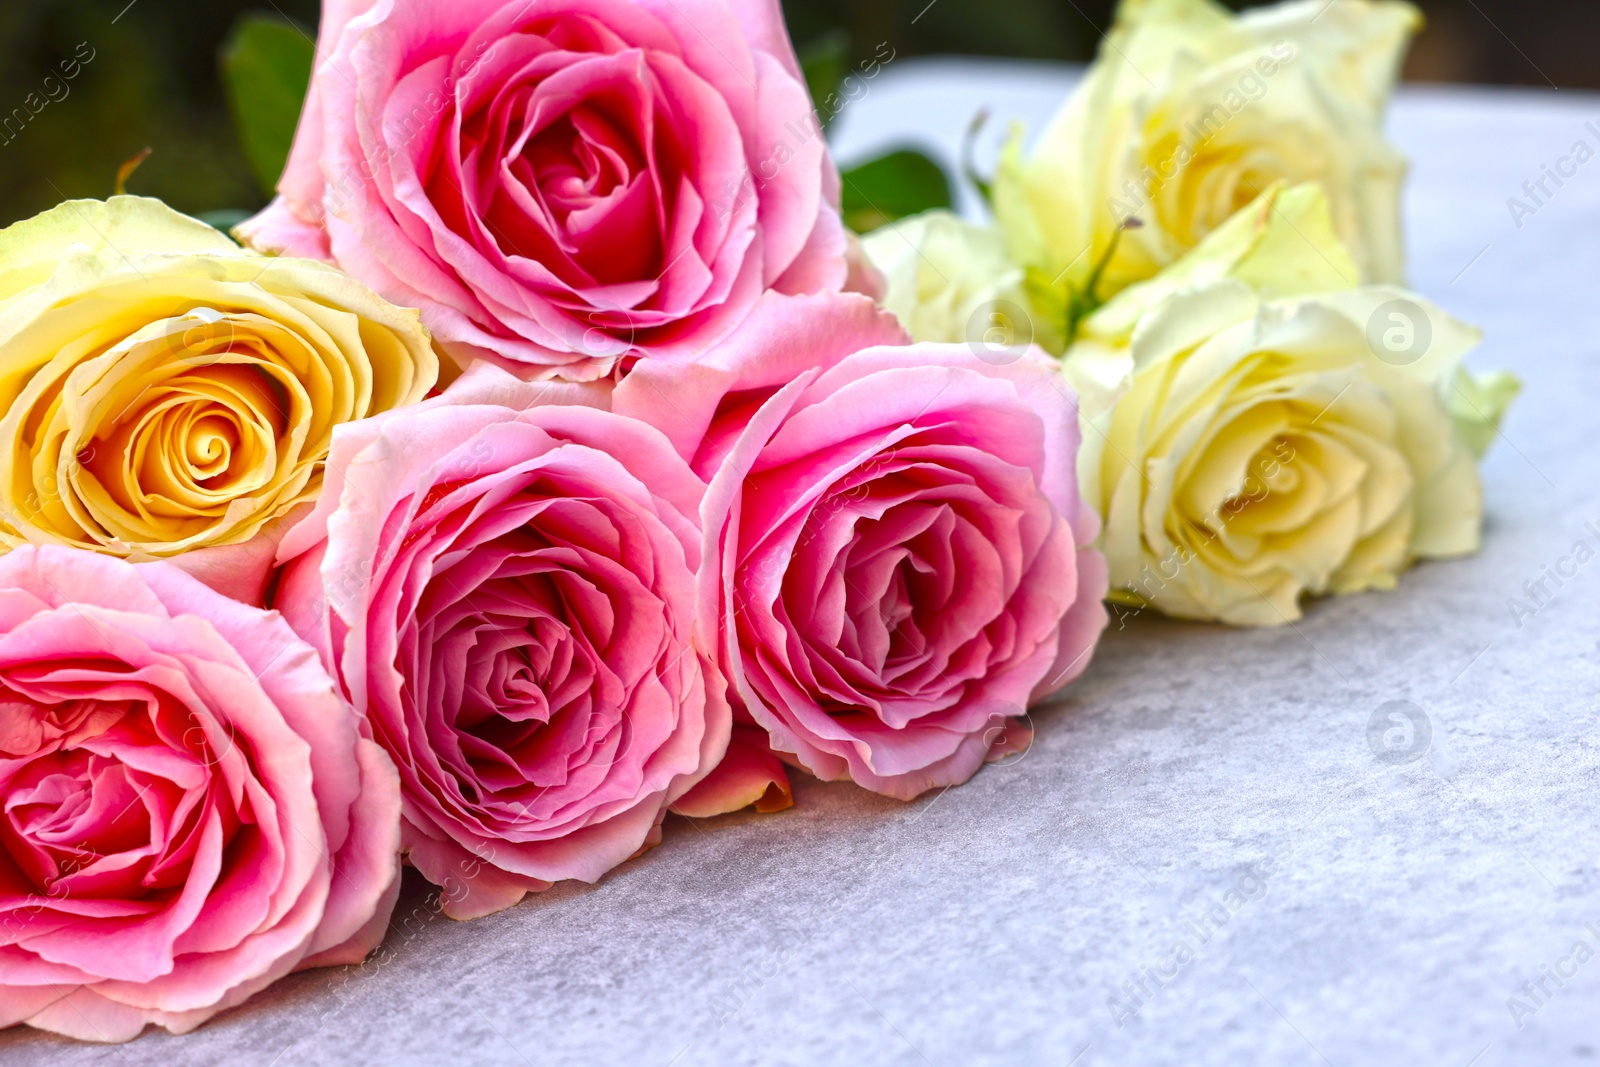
797,30,850,132
222,14,316,198
839,149,954,234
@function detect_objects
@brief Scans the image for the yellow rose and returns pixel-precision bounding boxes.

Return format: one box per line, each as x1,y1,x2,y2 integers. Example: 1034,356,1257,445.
1067,184,1516,626
860,210,1031,350
0,196,437,572
995,0,1419,351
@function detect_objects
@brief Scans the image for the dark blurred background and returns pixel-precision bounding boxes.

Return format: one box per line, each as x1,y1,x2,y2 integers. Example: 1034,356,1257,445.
0,0,1589,228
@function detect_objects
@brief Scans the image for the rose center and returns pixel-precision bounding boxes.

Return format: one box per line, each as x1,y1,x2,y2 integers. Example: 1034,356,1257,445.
440,560,619,798
1225,435,1301,512
0,687,225,900
527,109,639,219
449,50,679,288
80,342,292,527
183,413,241,480
3,749,145,889
789,486,984,713
1176,141,1291,242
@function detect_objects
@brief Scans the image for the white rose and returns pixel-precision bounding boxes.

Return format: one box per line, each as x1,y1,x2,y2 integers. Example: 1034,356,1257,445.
996,0,1419,351
861,210,1032,352
1068,184,1516,626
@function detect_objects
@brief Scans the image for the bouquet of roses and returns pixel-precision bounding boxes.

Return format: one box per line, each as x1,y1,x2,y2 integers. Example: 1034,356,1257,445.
0,0,1513,1042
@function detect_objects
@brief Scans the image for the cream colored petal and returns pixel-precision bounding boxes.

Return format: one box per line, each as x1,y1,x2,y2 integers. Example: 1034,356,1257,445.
1237,0,1422,115
1330,500,1413,594
0,196,240,301
1084,185,1358,344
994,0,1416,322
1446,367,1520,461
1408,442,1483,559
1125,281,1259,374
860,211,1029,346
1318,285,1482,388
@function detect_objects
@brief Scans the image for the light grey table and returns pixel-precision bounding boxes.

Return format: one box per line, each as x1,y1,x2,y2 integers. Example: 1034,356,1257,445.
6,58,1598,1067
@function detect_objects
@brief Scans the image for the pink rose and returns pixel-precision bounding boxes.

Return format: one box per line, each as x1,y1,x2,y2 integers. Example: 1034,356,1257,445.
240,0,848,381
274,366,727,919
0,546,399,1042
616,293,1109,801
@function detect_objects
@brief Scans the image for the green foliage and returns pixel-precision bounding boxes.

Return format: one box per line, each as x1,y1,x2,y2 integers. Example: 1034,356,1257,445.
798,30,850,132
0,0,319,227
221,13,315,197
839,148,953,233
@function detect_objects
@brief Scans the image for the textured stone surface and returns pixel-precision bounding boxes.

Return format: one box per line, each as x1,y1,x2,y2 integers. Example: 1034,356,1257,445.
5,58,1598,1066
